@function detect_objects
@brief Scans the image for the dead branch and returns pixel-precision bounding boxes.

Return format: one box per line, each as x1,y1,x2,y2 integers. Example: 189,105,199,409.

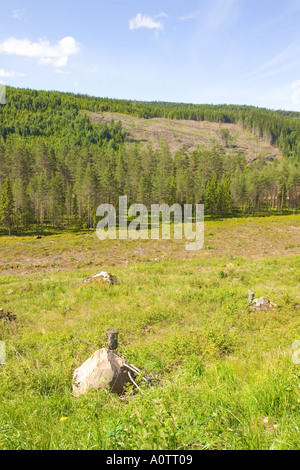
128,371,143,393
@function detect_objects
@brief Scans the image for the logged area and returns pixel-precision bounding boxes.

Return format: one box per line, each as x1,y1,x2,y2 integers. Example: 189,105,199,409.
88,111,283,162
0,216,299,276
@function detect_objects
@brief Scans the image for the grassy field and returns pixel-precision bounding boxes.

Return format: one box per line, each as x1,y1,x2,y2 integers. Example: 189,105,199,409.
0,215,300,450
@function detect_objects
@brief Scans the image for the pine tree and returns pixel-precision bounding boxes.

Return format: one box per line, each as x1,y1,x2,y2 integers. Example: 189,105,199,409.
83,163,98,228
217,175,232,216
205,173,218,218
153,142,174,204
0,177,14,235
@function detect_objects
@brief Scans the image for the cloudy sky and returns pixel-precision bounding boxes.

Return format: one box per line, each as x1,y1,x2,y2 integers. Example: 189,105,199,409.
1,0,300,110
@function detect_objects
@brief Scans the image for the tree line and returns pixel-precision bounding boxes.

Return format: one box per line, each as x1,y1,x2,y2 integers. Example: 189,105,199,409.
0,87,299,234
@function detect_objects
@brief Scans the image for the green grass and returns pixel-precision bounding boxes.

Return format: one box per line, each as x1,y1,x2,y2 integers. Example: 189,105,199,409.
0,216,300,449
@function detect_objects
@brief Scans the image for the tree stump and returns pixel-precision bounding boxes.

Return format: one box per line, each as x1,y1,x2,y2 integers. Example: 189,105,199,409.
106,328,119,350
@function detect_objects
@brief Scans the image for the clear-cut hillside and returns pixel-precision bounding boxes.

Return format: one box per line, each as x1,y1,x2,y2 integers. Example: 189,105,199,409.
87,111,282,163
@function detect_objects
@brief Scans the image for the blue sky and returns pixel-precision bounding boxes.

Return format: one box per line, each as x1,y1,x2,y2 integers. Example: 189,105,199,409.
1,0,300,110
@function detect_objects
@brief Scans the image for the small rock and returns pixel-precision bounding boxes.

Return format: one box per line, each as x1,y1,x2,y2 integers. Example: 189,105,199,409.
252,297,277,311
77,272,121,287
226,263,235,270
92,272,120,285
7,290,14,295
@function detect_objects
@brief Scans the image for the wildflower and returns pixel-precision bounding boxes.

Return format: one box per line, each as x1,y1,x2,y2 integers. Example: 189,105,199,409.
60,417,68,422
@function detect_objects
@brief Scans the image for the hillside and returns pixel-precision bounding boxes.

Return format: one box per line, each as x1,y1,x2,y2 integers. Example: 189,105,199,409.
88,111,282,163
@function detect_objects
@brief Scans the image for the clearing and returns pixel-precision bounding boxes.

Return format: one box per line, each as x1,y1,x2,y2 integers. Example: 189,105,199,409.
87,111,282,163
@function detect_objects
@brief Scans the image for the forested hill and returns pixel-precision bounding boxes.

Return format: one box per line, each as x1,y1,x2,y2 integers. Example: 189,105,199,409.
2,86,300,162
0,86,299,234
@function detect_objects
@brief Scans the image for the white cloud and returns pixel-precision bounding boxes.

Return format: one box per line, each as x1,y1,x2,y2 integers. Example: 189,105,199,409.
87,66,99,73
260,41,300,73
0,36,80,68
179,13,197,21
206,0,241,31
12,8,26,20
0,68,25,78
53,69,71,75
129,13,167,31
246,40,300,82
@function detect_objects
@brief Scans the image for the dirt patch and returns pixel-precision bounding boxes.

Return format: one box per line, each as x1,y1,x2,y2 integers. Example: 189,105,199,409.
0,309,17,323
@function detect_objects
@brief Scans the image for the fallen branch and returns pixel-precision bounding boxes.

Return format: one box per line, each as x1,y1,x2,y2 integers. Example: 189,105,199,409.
127,362,141,374
123,363,151,384
173,371,185,381
128,371,143,393
73,276,92,287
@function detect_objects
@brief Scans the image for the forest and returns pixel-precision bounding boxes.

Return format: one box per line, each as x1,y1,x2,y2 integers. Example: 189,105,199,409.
0,86,300,234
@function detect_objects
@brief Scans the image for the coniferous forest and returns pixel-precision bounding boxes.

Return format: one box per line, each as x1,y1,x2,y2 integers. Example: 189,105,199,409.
0,86,300,234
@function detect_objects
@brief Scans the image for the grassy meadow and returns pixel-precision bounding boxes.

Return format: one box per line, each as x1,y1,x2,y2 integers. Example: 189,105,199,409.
0,215,300,450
